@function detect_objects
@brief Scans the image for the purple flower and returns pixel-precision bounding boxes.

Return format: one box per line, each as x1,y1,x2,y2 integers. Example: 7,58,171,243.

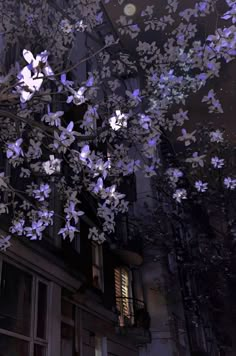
33,183,51,201
0,235,11,251
79,145,90,162
211,157,224,169
224,177,236,190
209,130,224,143
59,223,78,241
64,201,84,224
38,210,54,226
93,178,104,194
173,189,187,203
6,138,24,159
194,180,208,192
25,220,45,240
10,219,25,235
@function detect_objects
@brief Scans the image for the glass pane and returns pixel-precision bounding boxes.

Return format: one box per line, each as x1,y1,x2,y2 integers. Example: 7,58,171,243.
0,333,29,356
34,344,46,356
61,299,74,320
95,336,102,356
92,266,102,289
92,244,100,266
0,262,32,336
61,322,74,356
37,282,48,339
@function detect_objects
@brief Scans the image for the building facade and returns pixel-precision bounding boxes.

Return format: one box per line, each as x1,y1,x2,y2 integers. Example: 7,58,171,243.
1,1,235,356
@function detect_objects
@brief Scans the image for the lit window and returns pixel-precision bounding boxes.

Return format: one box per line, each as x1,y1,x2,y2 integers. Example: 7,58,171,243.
114,267,133,326
92,243,103,291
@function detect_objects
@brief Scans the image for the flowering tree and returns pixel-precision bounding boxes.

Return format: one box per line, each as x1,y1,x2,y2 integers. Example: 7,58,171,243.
0,0,235,254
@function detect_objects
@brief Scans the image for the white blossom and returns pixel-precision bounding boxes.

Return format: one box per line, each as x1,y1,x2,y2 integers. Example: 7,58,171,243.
6,138,24,159
10,219,25,236
43,155,61,175
88,227,106,244
0,203,8,214
194,180,208,192
0,235,11,251
166,168,183,184
42,110,64,127
59,223,78,241
79,145,90,163
24,220,46,240
177,128,196,146
186,152,206,167
224,177,236,190
209,130,224,143
33,183,51,201
92,177,104,194
64,201,84,224
139,114,151,130
75,20,87,32
38,210,54,226
0,172,8,189
173,189,187,203
16,49,54,102
67,87,87,105
109,110,128,131
53,122,75,152
60,19,73,33
211,157,224,169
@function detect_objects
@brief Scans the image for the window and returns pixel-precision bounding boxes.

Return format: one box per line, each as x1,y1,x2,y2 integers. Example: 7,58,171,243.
0,260,49,356
0,334,29,356
114,267,133,326
36,281,48,339
61,290,82,356
92,243,103,291
0,261,32,336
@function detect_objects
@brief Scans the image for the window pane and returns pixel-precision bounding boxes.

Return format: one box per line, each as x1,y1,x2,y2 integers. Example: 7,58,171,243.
95,336,102,356
92,244,100,266
61,299,74,320
92,266,102,289
34,344,46,356
0,262,32,336
37,282,48,339
0,333,29,356
61,322,74,356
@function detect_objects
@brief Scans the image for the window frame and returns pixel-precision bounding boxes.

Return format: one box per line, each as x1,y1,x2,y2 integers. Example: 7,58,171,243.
60,293,82,356
95,335,107,356
91,242,104,292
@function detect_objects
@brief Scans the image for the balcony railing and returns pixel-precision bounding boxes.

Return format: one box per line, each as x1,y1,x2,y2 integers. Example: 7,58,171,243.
115,297,151,344
115,297,150,328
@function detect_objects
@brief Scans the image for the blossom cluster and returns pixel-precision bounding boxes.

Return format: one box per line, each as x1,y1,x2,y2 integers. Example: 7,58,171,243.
0,0,235,250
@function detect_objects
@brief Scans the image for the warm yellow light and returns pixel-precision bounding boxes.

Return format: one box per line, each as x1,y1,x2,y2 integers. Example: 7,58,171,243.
124,3,136,16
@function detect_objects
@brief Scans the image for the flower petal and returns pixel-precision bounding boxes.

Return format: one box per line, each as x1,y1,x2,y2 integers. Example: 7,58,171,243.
23,49,35,64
